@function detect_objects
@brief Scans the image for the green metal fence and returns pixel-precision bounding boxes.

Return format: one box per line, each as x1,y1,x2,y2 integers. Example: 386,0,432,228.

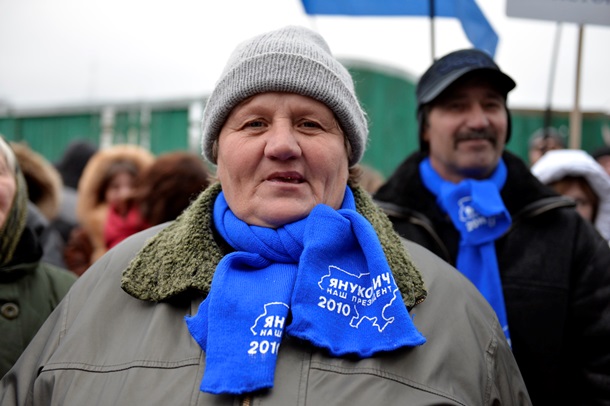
0,106,191,164
1,61,608,176
149,109,189,155
346,61,610,177
1,114,100,163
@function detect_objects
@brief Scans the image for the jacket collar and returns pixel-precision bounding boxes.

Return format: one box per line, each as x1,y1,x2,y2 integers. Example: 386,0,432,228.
122,183,427,309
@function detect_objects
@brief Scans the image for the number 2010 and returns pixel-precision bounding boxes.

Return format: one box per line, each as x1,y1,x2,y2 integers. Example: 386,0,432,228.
318,296,351,316
248,340,280,355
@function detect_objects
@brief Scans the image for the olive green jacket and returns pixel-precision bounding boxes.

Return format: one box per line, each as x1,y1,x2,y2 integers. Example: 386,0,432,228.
0,206,76,378
0,185,530,405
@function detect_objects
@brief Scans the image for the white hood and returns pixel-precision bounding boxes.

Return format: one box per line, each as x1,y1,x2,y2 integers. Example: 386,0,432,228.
531,149,610,241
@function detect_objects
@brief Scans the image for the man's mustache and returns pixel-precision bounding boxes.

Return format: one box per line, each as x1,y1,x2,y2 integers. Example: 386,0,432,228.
454,131,497,147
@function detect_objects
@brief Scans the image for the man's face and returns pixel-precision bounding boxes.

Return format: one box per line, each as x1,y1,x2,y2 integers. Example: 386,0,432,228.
423,77,508,183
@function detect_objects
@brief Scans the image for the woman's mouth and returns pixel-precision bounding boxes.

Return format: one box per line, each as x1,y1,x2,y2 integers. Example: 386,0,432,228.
267,172,305,184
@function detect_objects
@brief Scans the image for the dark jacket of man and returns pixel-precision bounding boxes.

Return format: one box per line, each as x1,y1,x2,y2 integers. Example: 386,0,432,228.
374,150,610,405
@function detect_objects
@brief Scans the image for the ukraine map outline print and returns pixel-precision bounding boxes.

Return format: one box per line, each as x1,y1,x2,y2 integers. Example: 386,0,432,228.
318,265,398,332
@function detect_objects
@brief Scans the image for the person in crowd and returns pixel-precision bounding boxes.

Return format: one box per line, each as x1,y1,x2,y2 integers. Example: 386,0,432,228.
63,144,153,275
10,143,63,223
104,151,213,248
527,126,566,166
133,150,213,226
592,145,610,177
532,148,610,241
53,139,98,244
0,26,530,405
373,48,610,404
9,142,66,269
0,136,76,378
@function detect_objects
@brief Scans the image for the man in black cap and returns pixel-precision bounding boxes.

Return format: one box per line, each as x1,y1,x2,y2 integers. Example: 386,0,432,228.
374,49,610,404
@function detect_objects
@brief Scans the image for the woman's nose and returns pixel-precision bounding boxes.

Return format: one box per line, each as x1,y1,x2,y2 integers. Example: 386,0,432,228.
119,186,133,199
264,122,302,160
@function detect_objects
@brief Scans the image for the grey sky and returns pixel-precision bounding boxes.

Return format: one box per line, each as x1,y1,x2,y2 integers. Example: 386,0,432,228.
1,0,609,113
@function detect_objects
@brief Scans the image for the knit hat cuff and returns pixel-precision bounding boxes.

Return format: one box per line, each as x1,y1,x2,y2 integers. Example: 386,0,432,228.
201,47,367,166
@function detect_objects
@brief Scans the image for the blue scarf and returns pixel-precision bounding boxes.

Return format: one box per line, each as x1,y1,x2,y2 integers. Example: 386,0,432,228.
185,187,426,395
419,158,511,344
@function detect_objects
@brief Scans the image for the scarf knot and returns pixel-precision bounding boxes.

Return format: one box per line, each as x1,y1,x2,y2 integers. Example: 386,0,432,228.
214,202,304,263
185,186,426,394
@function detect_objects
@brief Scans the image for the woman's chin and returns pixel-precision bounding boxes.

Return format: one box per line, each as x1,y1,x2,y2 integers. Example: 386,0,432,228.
247,203,313,228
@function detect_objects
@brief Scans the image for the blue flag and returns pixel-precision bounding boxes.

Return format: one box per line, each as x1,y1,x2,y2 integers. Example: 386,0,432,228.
301,0,498,57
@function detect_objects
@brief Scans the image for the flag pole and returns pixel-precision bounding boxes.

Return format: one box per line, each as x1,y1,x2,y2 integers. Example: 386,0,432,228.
543,22,562,140
569,24,584,150
429,0,436,62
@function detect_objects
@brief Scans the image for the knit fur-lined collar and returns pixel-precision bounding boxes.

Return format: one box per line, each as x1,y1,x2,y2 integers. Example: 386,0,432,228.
121,183,427,308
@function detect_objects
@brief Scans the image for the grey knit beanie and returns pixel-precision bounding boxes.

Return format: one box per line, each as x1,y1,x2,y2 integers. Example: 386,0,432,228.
201,25,368,166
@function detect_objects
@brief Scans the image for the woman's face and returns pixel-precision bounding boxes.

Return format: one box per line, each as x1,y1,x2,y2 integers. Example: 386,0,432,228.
553,181,596,222
105,171,136,215
0,155,16,229
216,92,349,228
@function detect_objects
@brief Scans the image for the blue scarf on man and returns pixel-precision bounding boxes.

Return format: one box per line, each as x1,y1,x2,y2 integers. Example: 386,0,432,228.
185,187,426,395
419,158,511,344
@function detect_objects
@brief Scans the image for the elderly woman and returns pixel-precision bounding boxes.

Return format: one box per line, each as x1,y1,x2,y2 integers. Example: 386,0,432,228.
0,137,76,377
0,27,530,405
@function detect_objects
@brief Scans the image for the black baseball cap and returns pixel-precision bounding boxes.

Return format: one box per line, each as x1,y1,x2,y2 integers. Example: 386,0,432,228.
416,49,516,151
416,48,516,107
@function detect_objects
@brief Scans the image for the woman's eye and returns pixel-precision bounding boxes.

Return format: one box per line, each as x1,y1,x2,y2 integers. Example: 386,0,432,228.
245,120,264,128
301,121,320,128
